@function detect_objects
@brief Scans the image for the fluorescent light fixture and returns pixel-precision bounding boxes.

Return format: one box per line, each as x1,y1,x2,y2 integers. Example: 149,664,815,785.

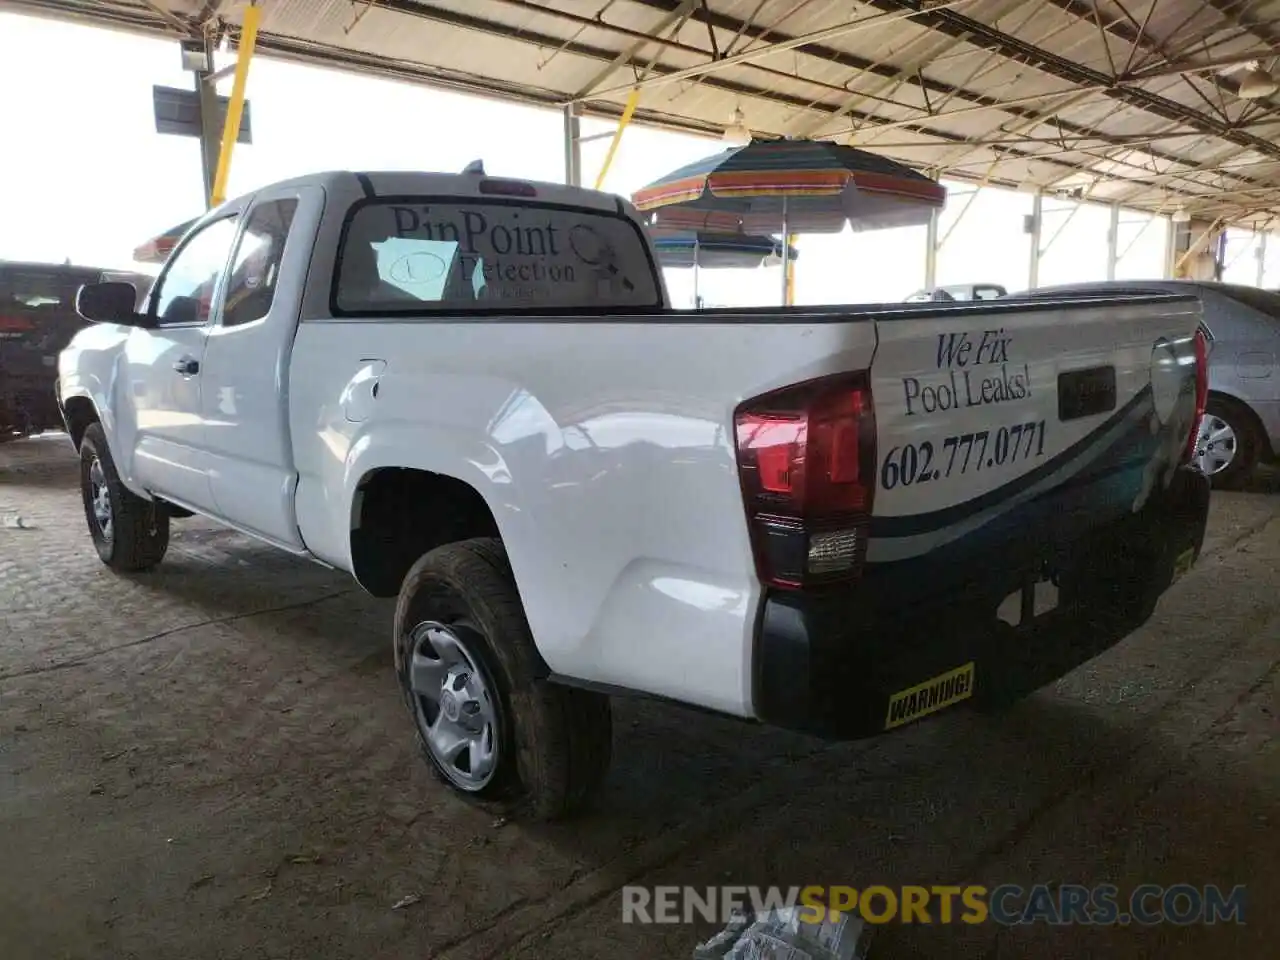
1238,65,1279,99
722,107,751,145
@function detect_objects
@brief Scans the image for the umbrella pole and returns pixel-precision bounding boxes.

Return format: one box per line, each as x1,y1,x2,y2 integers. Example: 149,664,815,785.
779,197,791,306
693,235,700,308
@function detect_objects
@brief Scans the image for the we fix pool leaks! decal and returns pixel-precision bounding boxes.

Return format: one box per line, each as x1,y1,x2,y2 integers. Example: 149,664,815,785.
878,329,1044,494
901,328,1031,418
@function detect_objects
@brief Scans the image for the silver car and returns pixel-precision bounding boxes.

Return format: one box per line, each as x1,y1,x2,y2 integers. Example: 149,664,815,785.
1017,280,1279,488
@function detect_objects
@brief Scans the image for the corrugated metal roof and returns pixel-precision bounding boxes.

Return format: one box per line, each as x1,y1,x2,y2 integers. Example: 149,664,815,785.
10,0,1280,224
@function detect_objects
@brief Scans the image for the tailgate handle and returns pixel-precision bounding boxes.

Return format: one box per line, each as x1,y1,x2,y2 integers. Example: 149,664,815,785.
1058,366,1116,421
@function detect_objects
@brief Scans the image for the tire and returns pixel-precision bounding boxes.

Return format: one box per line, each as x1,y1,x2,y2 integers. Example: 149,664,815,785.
1194,397,1259,490
79,423,170,571
394,537,612,821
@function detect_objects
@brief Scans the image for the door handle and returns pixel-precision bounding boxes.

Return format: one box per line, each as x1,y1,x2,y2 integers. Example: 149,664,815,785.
173,357,200,375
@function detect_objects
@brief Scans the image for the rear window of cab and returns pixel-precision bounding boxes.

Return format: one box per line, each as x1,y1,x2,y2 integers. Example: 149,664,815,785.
332,198,662,315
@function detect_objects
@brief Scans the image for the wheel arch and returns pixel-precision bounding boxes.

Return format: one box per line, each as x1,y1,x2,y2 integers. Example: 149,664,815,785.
61,393,101,451
348,465,502,598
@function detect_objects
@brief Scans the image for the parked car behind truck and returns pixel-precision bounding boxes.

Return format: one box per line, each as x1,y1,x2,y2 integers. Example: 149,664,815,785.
59,170,1210,820
1,260,152,441
905,283,1008,302
1016,280,1280,488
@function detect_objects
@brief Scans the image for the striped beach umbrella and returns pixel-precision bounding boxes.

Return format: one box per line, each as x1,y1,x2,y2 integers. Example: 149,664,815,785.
650,231,799,269
651,229,800,308
632,138,946,235
633,138,945,303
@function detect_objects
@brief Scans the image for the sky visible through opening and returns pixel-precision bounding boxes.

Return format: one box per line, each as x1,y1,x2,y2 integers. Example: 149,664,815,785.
2,11,1269,305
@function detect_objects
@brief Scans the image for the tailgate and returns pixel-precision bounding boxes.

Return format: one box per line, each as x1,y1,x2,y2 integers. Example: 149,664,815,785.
866,294,1202,581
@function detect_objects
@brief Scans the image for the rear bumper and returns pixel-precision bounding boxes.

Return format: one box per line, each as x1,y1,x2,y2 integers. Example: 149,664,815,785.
752,465,1211,739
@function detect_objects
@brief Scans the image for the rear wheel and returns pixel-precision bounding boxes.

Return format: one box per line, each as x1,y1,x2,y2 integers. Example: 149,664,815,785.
79,423,169,571
1193,397,1259,490
394,538,612,820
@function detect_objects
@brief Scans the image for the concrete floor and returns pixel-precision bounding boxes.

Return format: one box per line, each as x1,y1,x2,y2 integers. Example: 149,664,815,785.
1,434,1276,960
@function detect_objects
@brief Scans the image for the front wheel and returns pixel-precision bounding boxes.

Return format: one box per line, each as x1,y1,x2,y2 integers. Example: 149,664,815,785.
1193,397,1259,490
79,423,169,571
394,538,612,820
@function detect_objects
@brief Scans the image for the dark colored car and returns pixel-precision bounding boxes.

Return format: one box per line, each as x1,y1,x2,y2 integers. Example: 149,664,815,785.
1,261,152,441
1013,280,1280,488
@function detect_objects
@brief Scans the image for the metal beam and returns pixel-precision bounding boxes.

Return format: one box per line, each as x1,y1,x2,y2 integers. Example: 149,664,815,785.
572,0,699,97
1201,0,1280,50
1107,139,1280,204
1130,49,1280,81
274,0,1230,208
1042,0,1250,104
803,0,1037,137
864,0,1280,164
488,0,914,109
579,0,978,102
628,0,1267,198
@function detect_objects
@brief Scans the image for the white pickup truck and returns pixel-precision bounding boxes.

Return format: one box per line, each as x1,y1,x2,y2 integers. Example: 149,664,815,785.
60,169,1210,820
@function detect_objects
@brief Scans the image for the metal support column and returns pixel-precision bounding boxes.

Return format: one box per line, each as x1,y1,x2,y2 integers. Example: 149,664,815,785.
195,33,220,207
1257,230,1268,287
924,208,939,289
1027,191,1043,290
563,104,582,187
1106,203,1120,280
1164,216,1177,279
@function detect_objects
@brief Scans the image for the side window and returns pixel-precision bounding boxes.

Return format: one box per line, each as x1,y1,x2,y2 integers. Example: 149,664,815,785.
151,217,239,326
222,199,299,327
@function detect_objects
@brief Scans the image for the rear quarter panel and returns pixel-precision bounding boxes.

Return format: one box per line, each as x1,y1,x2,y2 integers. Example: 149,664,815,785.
289,314,879,717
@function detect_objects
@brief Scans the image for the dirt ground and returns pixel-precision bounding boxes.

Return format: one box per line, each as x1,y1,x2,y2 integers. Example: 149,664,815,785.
1,434,1277,960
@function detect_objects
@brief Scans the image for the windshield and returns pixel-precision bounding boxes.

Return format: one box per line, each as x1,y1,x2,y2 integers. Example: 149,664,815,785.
333,199,662,315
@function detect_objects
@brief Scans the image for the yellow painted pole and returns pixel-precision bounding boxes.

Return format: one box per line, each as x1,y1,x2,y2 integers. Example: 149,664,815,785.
594,88,641,191
209,4,262,207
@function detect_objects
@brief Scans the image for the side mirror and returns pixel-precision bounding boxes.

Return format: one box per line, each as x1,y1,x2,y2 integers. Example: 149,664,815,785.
77,282,145,326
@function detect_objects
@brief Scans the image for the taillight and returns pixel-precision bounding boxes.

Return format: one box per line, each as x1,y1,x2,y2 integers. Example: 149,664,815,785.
734,373,876,590
1183,326,1209,464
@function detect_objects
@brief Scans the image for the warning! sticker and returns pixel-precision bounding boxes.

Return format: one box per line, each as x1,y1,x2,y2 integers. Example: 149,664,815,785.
884,662,975,730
